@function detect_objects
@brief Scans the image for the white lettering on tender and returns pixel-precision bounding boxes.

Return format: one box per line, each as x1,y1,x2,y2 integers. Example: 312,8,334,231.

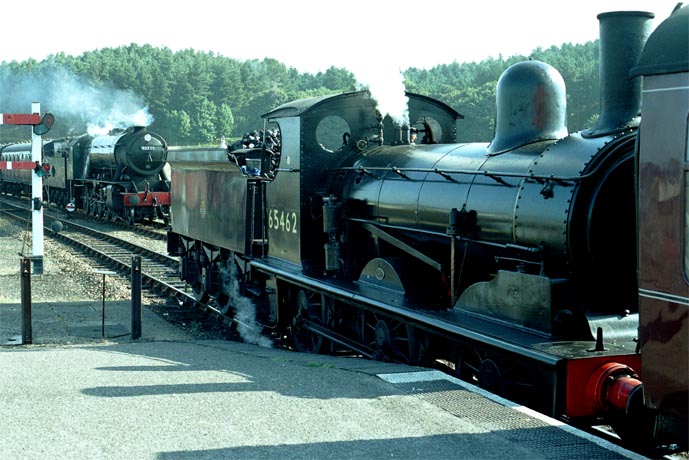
268,208,298,234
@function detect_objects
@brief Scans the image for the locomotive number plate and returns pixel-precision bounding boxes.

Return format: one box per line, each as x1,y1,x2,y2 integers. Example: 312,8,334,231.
268,208,298,234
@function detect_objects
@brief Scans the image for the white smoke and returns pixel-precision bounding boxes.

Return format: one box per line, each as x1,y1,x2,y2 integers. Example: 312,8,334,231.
0,65,153,136
220,261,273,348
86,108,153,136
353,65,409,124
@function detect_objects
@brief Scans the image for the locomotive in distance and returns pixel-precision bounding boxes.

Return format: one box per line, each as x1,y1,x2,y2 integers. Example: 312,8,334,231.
0,126,170,224
167,6,688,453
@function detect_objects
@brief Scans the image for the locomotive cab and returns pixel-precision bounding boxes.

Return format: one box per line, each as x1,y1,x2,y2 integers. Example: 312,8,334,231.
261,91,463,277
261,92,383,270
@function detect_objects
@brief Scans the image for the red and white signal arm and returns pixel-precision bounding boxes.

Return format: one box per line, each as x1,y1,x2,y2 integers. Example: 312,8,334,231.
66,202,76,212
0,112,54,134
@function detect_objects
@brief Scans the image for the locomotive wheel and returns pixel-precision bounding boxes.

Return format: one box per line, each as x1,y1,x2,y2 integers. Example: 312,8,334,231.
291,289,324,354
453,350,476,383
192,285,209,304
361,311,421,364
455,348,506,395
373,320,390,361
453,345,549,411
478,359,503,395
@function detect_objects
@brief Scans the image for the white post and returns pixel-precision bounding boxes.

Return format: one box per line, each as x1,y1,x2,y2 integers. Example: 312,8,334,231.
31,102,44,275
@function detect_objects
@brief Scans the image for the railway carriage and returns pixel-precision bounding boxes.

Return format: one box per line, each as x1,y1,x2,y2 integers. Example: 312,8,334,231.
632,5,689,445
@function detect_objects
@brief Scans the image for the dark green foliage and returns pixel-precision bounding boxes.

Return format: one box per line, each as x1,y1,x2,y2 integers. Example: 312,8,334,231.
404,41,599,142
0,42,599,145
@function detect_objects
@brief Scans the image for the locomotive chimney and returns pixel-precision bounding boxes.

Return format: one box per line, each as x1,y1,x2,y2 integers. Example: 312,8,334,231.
582,10,654,137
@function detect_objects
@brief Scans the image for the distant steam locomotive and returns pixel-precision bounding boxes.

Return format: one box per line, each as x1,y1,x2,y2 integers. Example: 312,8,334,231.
167,7,688,454
0,126,170,224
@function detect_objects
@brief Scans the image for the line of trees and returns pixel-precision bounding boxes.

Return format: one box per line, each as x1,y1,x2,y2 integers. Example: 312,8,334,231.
0,41,600,145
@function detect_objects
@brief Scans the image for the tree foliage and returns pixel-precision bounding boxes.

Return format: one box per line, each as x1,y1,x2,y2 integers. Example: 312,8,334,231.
0,41,600,145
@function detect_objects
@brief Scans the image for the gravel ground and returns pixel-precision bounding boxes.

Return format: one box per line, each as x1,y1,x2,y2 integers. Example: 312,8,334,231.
0,219,133,303
0,213,230,341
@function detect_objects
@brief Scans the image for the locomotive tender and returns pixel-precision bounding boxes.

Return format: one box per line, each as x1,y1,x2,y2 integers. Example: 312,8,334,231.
168,7,688,451
0,126,170,224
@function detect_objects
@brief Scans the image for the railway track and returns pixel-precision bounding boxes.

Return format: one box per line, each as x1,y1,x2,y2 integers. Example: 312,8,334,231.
0,193,167,240
0,196,241,339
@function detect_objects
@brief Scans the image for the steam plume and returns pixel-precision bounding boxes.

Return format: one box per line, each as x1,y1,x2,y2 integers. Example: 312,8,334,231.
220,261,273,348
0,64,153,137
353,65,409,124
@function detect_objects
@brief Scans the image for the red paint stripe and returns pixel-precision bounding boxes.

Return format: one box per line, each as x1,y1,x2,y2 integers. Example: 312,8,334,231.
0,161,36,170
1,113,42,125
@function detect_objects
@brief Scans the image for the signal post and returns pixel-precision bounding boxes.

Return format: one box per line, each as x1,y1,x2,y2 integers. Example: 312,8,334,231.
0,103,54,274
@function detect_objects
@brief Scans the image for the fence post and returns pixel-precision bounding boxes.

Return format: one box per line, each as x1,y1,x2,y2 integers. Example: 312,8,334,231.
92,269,116,338
131,256,142,339
20,257,32,344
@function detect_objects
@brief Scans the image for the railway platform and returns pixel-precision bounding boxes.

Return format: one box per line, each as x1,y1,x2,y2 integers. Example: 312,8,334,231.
0,300,648,460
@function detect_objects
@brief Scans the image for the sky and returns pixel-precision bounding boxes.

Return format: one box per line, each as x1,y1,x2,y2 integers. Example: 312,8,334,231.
0,0,683,133
2,0,683,74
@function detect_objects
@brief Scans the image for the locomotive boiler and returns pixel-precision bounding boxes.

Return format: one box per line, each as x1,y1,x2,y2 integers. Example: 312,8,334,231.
0,126,170,224
168,7,687,452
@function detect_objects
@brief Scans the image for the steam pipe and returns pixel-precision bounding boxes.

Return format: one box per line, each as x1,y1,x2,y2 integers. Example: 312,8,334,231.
393,123,412,145
401,124,411,144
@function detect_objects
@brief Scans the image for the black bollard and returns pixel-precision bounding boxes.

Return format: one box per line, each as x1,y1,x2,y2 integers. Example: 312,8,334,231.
131,256,142,340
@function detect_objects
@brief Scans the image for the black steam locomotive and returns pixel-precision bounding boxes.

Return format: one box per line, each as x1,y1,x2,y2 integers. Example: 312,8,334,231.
168,7,688,452
0,126,170,224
